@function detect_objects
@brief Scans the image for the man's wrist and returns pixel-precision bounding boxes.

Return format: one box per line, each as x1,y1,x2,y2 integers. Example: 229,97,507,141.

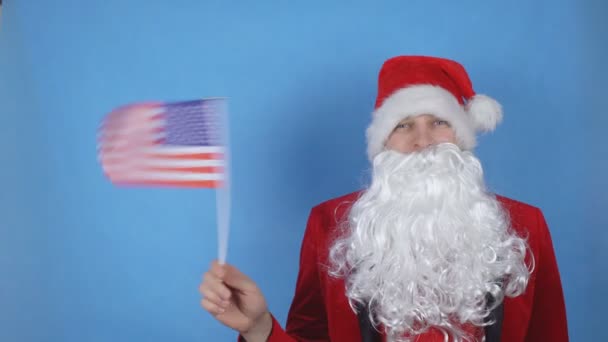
242,311,273,342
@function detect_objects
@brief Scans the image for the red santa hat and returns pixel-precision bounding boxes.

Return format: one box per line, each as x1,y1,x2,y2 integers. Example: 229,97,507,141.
366,56,503,160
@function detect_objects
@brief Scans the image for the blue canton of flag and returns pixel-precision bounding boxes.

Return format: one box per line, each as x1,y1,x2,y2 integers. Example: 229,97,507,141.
98,98,227,188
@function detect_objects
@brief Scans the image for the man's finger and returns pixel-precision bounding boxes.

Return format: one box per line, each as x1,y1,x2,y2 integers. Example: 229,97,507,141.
200,282,231,306
201,297,225,316
201,272,232,299
221,264,258,293
209,260,227,279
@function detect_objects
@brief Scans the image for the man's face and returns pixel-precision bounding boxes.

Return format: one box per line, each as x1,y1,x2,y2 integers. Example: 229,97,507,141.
385,114,457,153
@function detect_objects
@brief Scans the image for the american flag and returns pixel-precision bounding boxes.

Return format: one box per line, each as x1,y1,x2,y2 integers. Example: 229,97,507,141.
97,99,226,188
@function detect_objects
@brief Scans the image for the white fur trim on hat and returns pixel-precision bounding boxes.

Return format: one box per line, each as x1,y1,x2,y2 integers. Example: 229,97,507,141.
366,85,477,161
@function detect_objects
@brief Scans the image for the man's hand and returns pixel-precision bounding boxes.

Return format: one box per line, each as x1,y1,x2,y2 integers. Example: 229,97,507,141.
199,260,272,341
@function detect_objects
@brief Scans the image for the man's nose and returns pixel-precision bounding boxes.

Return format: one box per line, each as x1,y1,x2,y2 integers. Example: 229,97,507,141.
412,127,433,151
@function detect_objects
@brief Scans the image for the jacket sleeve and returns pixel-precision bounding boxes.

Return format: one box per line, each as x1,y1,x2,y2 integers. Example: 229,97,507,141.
525,209,569,341
239,207,330,342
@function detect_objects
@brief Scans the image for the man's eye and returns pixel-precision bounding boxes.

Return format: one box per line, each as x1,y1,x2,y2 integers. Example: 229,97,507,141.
434,120,450,126
395,123,411,130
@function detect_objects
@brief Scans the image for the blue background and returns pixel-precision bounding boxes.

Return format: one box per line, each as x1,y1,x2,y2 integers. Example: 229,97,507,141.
1,1,606,341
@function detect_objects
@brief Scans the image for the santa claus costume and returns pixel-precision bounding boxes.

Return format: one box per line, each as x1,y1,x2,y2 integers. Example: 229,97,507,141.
246,56,568,342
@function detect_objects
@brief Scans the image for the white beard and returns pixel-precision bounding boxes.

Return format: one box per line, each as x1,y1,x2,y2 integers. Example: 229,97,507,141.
329,143,531,342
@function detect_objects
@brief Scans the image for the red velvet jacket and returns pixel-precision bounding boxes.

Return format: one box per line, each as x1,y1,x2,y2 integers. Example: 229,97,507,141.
251,192,568,341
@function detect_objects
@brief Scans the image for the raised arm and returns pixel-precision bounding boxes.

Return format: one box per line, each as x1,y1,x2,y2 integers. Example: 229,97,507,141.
200,206,330,342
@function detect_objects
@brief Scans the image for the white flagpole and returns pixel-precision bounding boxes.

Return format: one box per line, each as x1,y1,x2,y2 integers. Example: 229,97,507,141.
216,98,231,265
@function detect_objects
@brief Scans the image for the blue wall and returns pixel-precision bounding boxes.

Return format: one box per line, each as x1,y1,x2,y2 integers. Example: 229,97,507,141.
1,1,605,341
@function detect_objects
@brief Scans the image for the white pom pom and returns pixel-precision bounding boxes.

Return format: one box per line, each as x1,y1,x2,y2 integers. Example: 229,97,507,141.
465,94,503,132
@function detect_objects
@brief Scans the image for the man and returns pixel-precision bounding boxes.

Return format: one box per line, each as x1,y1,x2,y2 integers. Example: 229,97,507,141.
199,56,568,341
